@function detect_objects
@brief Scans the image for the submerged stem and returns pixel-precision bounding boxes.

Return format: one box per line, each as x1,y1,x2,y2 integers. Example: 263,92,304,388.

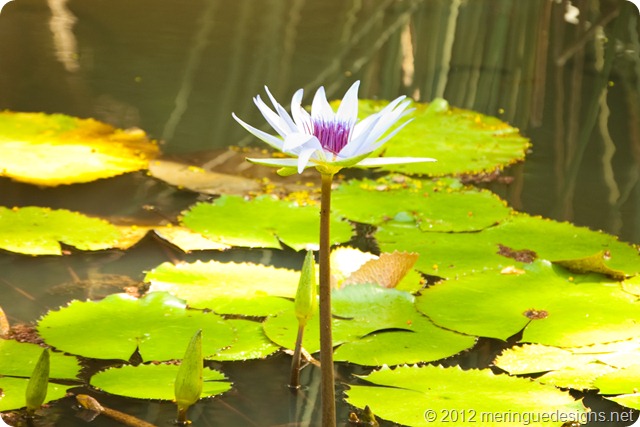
319,172,336,427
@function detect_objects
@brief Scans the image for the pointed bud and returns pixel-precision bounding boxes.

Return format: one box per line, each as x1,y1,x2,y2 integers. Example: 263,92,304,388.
294,251,317,327
25,348,49,414
174,330,203,417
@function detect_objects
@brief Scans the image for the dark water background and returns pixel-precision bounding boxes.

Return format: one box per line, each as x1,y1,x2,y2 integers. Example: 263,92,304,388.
0,0,639,425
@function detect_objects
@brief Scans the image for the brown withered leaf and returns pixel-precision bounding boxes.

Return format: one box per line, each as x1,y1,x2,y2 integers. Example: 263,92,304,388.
0,306,9,338
343,251,419,288
148,158,261,195
497,244,537,263
148,148,322,199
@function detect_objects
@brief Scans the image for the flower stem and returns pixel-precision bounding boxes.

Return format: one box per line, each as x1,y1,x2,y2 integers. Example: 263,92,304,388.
289,324,304,390
319,172,336,427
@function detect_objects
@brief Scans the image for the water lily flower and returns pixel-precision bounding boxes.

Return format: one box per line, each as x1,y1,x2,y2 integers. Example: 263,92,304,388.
232,81,435,175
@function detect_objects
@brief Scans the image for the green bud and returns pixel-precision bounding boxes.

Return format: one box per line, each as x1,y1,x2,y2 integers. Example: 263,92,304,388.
25,348,49,414
294,251,317,327
174,329,203,415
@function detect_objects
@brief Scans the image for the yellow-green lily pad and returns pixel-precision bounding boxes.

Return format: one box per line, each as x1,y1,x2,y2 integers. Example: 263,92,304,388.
145,260,299,317
493,343,618,390
593,364,640,395
0,112,158,186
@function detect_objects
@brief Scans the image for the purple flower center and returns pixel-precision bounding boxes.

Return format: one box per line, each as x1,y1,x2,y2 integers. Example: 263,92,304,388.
309,119,353,155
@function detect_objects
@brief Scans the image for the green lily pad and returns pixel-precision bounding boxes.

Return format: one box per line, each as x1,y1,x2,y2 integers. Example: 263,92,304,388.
377,213,640,279
332,176,511,231
416,260,640,347
346,365,585,427
358,99,530,176
90,364,231,400
208,319,279,361
263,284,475,365
0,377,68,411
145,260,299,317
181,195,352,251
37,292,235,361
0,207,123,255
0,112,158,186
0,339,80,411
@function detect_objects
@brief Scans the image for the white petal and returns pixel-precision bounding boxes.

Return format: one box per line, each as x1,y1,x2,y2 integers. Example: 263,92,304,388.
366,117,414,152
311,86,335,121
336,81,360,124
355,156,437,167
291,89,311,129
253,96,291,137
339,115,382,158
264,86,298,132
283,132,317,151
296,147,319,173
358,101,412,149
232,113,284,150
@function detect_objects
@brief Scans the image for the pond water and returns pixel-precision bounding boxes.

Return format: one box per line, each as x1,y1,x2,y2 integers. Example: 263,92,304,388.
0,0,639,426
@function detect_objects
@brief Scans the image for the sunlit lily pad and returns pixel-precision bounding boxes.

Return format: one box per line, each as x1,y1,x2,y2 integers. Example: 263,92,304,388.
263,284,475,365
357,99,530,176
495,339,640,376
416,260,640,347
37,292,235,361
0,207,123,255
606,394,640,411
181,195,352,250
112,224,231,252
145,261,299,316
0,112,158,186
152,225,231,251
346,365,585,427
90,364,231,400
623,275,640,296
377,213,640,279
593,364,640,395
493,343,618,390
332,176,511,231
